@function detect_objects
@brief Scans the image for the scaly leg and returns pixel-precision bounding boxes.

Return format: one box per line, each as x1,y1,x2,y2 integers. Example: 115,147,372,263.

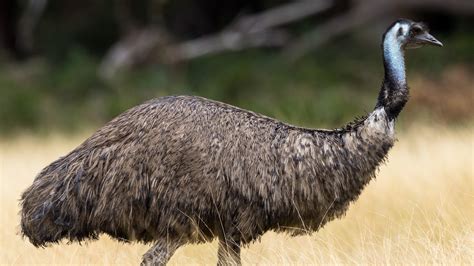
141,239,182,266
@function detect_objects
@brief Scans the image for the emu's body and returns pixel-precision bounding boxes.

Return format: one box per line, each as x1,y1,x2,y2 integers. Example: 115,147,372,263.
21,19,441,265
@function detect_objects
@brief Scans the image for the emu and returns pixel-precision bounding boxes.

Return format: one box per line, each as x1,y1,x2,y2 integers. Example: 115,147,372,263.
21,19,442,265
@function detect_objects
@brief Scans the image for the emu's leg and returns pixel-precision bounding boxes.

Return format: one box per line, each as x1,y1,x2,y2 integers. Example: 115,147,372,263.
140,239,182,266
217,232,241,266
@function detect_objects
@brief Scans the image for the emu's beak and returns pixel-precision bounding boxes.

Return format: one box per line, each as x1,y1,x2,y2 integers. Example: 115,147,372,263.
416,32,443,47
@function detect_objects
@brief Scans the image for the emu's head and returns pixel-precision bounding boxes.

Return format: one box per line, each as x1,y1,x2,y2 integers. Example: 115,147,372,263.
384,19,443,50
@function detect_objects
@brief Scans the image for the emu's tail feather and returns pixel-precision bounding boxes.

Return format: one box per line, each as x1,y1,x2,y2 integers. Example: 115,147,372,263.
20,154,94,246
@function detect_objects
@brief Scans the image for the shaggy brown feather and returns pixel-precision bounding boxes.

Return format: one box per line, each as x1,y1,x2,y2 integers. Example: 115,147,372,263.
20,19,441,265
20,96,393,255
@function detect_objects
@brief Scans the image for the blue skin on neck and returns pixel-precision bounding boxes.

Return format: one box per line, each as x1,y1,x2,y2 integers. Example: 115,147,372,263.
383,32,406,86
376,24,410,120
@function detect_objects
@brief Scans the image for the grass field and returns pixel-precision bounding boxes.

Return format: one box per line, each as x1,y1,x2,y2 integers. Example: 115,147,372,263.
1,125,473,265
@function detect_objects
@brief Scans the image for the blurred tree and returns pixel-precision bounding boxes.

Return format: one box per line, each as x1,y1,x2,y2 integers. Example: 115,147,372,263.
2,0,472,67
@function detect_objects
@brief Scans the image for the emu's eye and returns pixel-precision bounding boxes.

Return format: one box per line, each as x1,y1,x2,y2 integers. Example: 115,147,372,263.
411,27,422,35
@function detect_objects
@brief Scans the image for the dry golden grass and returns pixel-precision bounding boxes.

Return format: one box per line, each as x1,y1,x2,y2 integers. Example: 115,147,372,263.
1,125,473,265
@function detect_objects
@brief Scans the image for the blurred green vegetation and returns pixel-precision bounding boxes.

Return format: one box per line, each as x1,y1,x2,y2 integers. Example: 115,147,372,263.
0,31,472,135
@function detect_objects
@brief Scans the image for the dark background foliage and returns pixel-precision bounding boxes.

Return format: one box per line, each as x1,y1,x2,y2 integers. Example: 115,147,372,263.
0,0,472,135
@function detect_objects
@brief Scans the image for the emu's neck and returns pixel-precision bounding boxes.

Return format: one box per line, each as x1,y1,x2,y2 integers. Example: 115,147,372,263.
383,35,406,84
376,34,409,120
